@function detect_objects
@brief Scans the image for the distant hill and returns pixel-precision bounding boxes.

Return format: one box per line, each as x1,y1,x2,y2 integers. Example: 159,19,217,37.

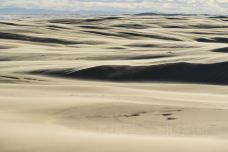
135,12,199,16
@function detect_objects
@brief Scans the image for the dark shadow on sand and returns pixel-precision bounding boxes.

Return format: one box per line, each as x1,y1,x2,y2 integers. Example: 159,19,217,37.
31,61,228,85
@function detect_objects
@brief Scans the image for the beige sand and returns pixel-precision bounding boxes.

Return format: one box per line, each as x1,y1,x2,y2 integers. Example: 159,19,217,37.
0,15,228,152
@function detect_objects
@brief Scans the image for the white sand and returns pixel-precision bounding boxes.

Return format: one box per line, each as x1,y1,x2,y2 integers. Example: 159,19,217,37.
0,15,228,152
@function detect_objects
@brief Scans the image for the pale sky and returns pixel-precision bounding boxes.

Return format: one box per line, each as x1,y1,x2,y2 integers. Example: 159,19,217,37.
0,0,228,15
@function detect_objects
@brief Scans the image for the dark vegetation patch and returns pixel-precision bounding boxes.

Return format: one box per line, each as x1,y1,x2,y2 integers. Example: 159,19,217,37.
167,117,177,120
162,113,173,116
120,112,147,118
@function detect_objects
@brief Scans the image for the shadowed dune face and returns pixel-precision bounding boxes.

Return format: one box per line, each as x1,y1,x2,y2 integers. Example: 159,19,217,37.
112,23,149,29
213,47,228,53
0,32,105,45
48,17,122,24
125,43,198,48
0,32,77,44
82,30,180,40
196,37,228,43
30,62,228,85
0,21,28,26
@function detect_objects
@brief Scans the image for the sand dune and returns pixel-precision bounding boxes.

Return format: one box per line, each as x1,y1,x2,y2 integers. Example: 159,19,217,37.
30,62,228,85
1,15,228,152
0,32,78,44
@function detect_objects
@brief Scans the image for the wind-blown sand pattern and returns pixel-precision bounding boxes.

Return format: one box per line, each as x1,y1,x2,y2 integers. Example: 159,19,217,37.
1,15,228,152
